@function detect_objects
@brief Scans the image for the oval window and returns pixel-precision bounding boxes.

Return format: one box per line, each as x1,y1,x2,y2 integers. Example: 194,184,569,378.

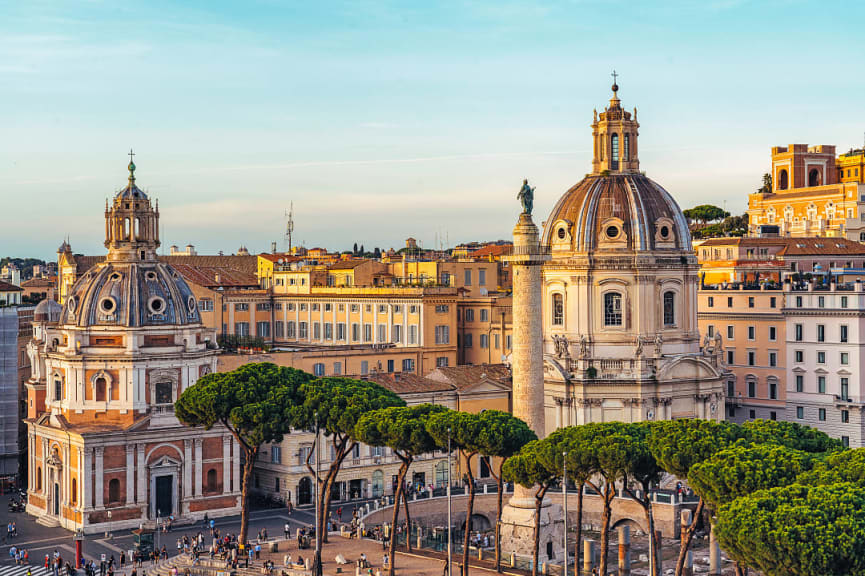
109,273,121,282
557,227,566,240
606,225,619,239
149,297,166,314
99,297,116,314
67,297,77,313
187,296,196,313
660,225,670,238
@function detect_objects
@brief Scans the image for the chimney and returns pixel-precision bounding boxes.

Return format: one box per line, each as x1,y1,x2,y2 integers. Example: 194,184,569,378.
271,241,277,254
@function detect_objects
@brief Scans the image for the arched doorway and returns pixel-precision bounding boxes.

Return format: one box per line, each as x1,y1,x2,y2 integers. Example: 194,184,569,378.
809,169,821,187
298,477,312,506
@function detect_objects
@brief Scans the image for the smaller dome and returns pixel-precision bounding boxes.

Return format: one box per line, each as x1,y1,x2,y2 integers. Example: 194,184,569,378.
34,299,62,323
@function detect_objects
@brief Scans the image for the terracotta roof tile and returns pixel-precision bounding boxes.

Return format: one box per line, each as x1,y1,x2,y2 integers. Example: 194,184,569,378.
364,372,454,395
427,364,511,390
0,280,23,292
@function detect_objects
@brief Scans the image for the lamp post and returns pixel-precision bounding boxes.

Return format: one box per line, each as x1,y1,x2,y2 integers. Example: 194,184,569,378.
447,427,452,576
314,412,322,576
562,452,568,576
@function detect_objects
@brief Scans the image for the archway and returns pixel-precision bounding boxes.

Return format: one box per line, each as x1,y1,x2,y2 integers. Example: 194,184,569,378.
809,169,821,187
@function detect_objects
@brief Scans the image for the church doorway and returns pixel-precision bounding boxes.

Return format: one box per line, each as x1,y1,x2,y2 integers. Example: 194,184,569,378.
155,475,173,518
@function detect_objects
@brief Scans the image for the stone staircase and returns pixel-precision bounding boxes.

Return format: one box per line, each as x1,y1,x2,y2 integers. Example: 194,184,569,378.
147,555,310,576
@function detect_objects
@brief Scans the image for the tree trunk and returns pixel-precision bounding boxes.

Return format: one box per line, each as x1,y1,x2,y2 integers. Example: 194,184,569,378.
674,497,704,576
389,460,410,576
462,452,477,576
531,486,548,576
401,479,413,552
734,563,745,576
238,449,257,545
494,468,504,572
597,480,615,576
318,438,354,546
645,498,658,576
574,483,583,574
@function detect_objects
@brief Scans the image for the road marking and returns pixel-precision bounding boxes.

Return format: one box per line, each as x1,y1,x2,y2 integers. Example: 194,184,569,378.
0,565,52,576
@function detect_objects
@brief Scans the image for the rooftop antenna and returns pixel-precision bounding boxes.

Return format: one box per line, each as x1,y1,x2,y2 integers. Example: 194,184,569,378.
285,202,295,253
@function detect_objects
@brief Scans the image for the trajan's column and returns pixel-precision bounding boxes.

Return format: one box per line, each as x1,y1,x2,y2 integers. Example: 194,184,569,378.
500,180,563,563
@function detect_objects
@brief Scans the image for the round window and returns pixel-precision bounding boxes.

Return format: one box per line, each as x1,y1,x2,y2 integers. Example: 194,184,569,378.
149,297,166,314
660,225,670,238
67,297,77,313
606,225,619,239
557,227,566,240
109,273,121,282
145,271,158,282
99,297,116,314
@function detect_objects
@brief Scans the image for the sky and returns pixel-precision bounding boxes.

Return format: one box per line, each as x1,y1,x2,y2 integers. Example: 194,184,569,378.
1,0,864,260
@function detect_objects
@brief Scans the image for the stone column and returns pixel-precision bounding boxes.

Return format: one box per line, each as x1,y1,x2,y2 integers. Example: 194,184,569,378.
500,209,559,563
184,439,193,500
136,444,146,503
617,525,630,576
232,439,241,493
222,436,232,494
94,447,104,508
83,447,93,509
77,447,84,509
126,445,135,505
582,539,595,576
194,439,203,496
709,527,721,575
683,550,694,576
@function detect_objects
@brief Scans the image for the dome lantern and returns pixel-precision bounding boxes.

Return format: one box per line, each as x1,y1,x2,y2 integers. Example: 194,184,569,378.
592,72,640,175
105,150,161,263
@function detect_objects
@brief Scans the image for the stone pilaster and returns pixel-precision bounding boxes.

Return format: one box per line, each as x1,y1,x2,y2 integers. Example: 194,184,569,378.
94,447,104,509
222,436,231,494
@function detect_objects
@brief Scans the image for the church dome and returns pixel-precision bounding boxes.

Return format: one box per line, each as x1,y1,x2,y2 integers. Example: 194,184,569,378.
541,82,691,254
542,173,690,252
62,261,200,328
33,299,63,323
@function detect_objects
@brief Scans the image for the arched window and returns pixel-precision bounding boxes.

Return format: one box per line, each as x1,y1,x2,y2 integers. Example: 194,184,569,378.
552,293,564,326
206,468,218,493
37,467,42,491
372,470,384,497
610,133,619,170
134,217,140,239
778,169,788,190
108,478,120,503
809,169,821,187
623,133,630,160
123,218,130,240
603,292,623,326
71,478,77,504
663,291,676,326
95,377,107,402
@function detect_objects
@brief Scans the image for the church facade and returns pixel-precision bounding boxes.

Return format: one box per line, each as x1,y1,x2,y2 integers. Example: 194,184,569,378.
539,83,726,432
25,158,241,533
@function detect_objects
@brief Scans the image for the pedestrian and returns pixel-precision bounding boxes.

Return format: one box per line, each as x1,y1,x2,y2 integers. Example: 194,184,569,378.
284,523,290,540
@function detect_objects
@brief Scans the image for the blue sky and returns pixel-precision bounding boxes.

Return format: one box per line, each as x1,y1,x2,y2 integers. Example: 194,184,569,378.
1,0,863,260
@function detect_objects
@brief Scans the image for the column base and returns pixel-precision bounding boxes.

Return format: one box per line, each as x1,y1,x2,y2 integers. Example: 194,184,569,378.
500,497,565,565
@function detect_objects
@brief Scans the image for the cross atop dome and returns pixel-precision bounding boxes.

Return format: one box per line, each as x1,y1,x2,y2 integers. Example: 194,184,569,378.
128,148,136,184
611,69,619,94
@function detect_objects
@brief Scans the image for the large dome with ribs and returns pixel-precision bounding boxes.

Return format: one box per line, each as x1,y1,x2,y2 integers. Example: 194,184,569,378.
62,261,200,328
541,173,691,253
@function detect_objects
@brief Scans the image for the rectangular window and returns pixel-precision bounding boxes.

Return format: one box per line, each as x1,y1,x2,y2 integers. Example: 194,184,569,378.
287,303,296,311
387,359,394,373
256,321,270,338
271,445,282,464
819,408,826,421
464,334,473,348
796,375,804,392
506,335,512,349
287,321,296,338
748,351,755,366
435,325,450,345
352,323,360,342
313,322,321,339
324,323,333,340
436,356,449,367
435,305,449,313
604,293,623,326
727,325,734,339
256,303,271,312
333,362,342,375
351,304,359,313
313,363,325,377
817,324,825,342
795,350,803,363
841,325,848,343
796,406,804,419
394,305,402,313
311,303,320,311
842,410,850,423
796,296,803,308
234,303,249,312
769,326,776,341
663,291,676,326
842,436,850,448
817,351,826,364
749,409,756,420
748,326,755,340
275,321,284,338
708,296,714,308
324,303,332,312
770,411,777,421
748,381,756,398
402,358,415,372
480,309,489,322
364,324,373,342
841,296,849,309
841,378,850,401
199,299,214,312
748,296,755,308
818,296,825,308
480,334,489,349
727,350,735,365
795,324,803,342
379,304,387,314
300,303,307,311
707,325,715,337
769,352,777,367
391,324,401,343
770,296,776,308
465,309,475,322
727,381,735,397
842,352,849,365
337,323,346,341
464,270,472,286
360,361,369,375
408,325,418,345
479,269,486,286
769,382,777,400
234,322,249,337
727,296,733,308
299,322,308,339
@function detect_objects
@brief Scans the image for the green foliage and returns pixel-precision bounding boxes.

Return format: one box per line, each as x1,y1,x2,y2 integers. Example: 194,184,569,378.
715,482,865,576
683,204,729,224
175,362,311,448
648,419,746,479
294,376,405,438
798,448,865,488
689,444,813,512
502,439,558,488
475,410,536,459
355,403,447,457
758,172,773,194
742,419,842,453
426,409,485,454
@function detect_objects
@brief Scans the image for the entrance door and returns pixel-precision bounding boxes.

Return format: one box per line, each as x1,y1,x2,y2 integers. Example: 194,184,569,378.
155,475,173,518
349,479,362,499
53,483,60,516
298,477,312,505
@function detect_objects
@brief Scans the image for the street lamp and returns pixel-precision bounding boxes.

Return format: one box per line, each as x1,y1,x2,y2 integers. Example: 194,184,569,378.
562,452,568,576
447,427,452,576
313,412,322,576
